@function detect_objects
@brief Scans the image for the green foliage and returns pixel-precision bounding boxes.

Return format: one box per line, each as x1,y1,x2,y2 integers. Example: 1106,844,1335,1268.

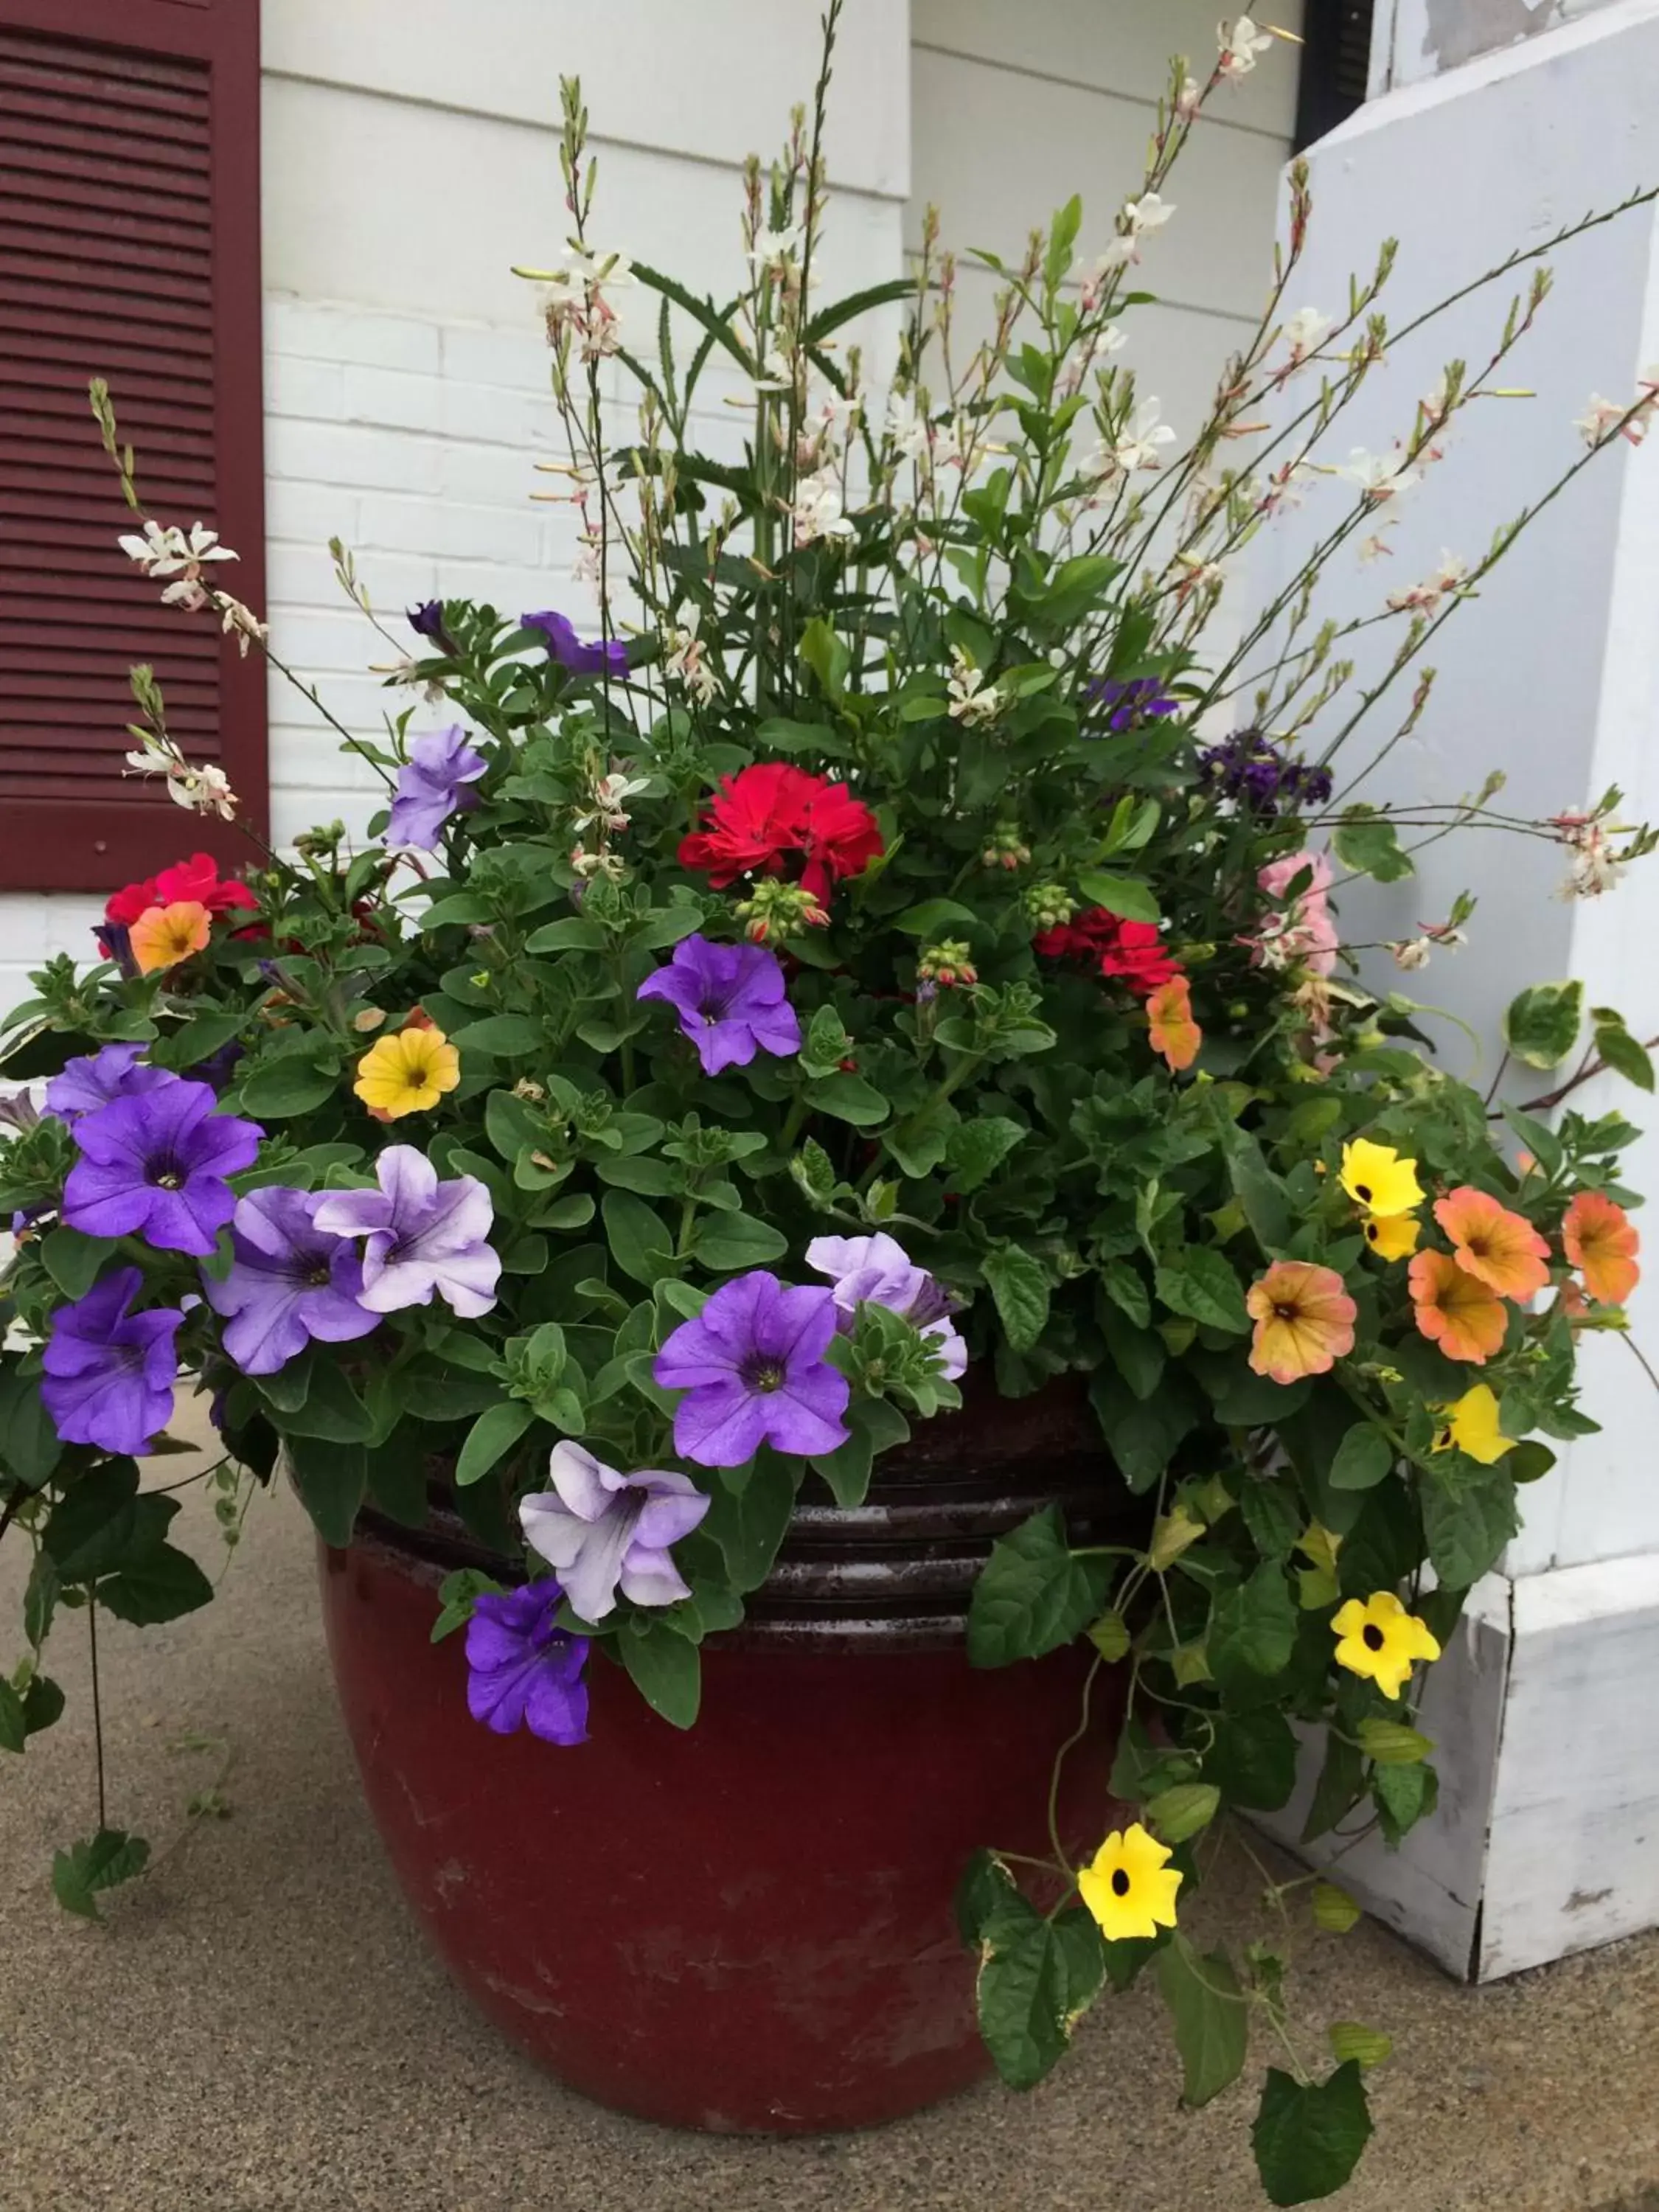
1252,2064,1373,2205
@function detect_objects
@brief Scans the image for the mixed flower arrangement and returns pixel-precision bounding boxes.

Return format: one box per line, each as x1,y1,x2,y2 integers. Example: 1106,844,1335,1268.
4,13,1658,2202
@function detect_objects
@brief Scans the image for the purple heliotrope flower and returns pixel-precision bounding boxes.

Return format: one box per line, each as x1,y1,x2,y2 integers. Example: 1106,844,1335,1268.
407,599,458,655
1085,676,1180,731
636,933,801,1076
44,1043,176,1125
41,1266,184,1455
383,725,488,852
521,608,629,679
62,1080,262,1257
464,1576,590,1744
520,1441,712,1624
1198,730,1334,817
313,1145,501,1316
805,1231,969,1380
653,1269,850,1469
204,1186,382,1376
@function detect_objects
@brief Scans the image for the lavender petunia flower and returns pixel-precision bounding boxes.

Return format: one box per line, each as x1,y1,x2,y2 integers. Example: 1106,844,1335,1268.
63,1081,262,1257
44,1043,176,1125
1084,676,1180,732
313,1145,501,1317
653,1269,850,1469
204,1186,382,1376
41,1266,183,1455
464,1576,590,1744
383,725,488,852
636,933,801,1077
521,608,629,679
806,1231,969,1380
407,599,458,655
520,1441,712,1623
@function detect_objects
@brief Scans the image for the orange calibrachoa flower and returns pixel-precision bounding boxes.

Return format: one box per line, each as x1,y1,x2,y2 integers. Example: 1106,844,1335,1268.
1147,975,1200,1071
1408,1248,1508,1364
128,899,212,975
1562,1189,1641,1305
1433,1186,1551,1300
1245,1260,1357,1383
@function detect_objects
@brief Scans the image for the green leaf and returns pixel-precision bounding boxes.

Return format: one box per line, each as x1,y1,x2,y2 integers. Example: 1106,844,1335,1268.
690,1211,788,1272
456,1400,535,1486
239,1053,342,1118
621,1617,702,1728
1156,1938,1249,2108
810,1394,910,1509
523,917,608,954
1147,1783,1220,1845
804,1071,888,1127
44,1461,161,1580
285,1435,367,1549
276,1360,372,1443
1311,1882,1361,1934
1088,1609,1131,1663
1422,1475,1519,1590
1303,1731,1366,1844
0,1366,60,1486
1206,1708,1298,1811
150,1007,248,1071
1332,808,1414,883
1252,2063,1373,2207
700,1455,798,1591
1328,2023,1394,2068
1076,870,1160,923
967,1505,1104,1667
23,1674,64,1739
1591,1005,1655,1091
0,1677,24,1753
982,1244,1051,1354
1239,1481,1302,1562
1503,981,1584,1071
98,1543,214,1626
974,1896,1078,2091
1328,1424,1394,1492
1100,1259,1151,1329
1209,1562,1297,1686
1372,1756,1438,1844
1357,1718,1433,1766
24,1551,59,1649
955,1846,1020,1945
1155,1247,1249,1334
892,897,977,936
39,1227,117,1300
429,1566,503,1644
52,1828,150,1921
451,1012,547,1058
804,273,919,345
601,1189,676,1286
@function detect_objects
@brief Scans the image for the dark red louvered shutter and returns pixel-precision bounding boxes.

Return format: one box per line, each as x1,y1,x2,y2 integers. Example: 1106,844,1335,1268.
0,0,265,892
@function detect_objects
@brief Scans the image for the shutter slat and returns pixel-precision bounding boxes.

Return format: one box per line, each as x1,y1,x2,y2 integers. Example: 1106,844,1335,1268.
0,3,266,889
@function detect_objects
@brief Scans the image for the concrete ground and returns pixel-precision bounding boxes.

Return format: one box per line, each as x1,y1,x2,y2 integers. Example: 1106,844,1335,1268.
3,1427,1658,2212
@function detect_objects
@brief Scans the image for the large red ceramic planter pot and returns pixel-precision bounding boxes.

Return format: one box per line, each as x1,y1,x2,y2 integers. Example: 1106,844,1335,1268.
317,1380,1130,2134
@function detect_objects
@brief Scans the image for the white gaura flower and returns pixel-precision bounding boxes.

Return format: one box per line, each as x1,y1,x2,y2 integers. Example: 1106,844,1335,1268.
1218,15,1276,79
1124,191,1175,237
947,648,1002,728
571,769,651,836
1388,937,1433,972
1575,380,1659,449
1096,399,1177,479
125,729,238,821
118,518,238,580
1093,193,1176,279
1554,815,1629,899
1281,307,1332,365
535,248,633,362
791,468,855,547
884,392,932,464
750,341,798,396
1575,394,1630,448
748,223,804,274
1385,549,1469,615
1175,74,1204,119
662,621,717,706
214,593,268,658
1338,448,1422,503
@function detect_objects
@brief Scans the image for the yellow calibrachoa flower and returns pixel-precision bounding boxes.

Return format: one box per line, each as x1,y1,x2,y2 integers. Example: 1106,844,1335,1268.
1431,1383,1515,1465
1362,1211,1420,1262
1078,1822,1183,1943
1331,1590,1441,1702
353,1019,461,1119
1339,1138,1425,1219
129,899,212,975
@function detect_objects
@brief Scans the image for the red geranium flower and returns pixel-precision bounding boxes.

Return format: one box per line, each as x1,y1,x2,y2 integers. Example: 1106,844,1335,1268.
1033,907,1181,998
105,852,259,926
679,762,883,906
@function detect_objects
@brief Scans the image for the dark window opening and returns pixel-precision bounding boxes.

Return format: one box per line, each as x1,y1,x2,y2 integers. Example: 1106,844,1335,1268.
1294,0,1378,151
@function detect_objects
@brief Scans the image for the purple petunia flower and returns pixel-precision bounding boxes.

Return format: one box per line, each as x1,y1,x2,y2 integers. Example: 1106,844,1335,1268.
805,1231,969,1380
464,1576,590,1744
521,608,630,680
653,1269,850,1468
407,599,459,655
41,1266,184,1455
520,1441,712,1623
1197,730,1333,817
1084,676,1180,732
635,933,801,1077
312,1145,501,1317
383,726,488,852
44,1043,176,1125
203,1186,382,1376
93,921,138,975
62,1081,262,1258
